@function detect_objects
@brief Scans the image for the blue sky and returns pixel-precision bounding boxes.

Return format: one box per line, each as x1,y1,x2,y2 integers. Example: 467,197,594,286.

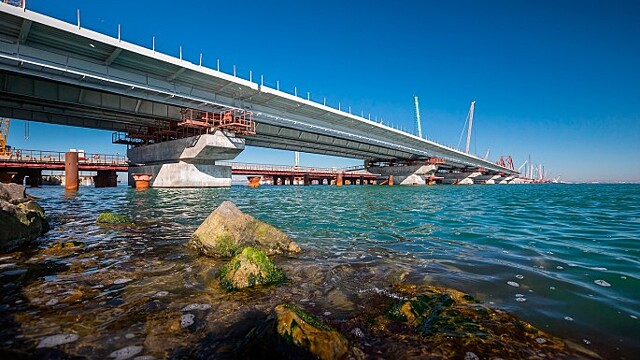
6,0,640,182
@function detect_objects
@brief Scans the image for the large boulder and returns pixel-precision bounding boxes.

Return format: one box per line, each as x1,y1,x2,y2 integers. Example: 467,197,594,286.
218,247,287,291
0,183,49,252
0,183,26,204
190,201,300,258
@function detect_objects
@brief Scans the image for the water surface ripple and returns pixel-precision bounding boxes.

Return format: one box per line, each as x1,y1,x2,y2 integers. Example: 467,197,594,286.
1,183,638,358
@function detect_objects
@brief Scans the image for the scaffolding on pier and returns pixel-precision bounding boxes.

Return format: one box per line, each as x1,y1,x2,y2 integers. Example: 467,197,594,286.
112,107,255,147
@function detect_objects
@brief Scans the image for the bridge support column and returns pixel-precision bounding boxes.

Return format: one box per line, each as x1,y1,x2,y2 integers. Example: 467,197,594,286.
127,131,243,188
26,169,42,188
441,171,483,185
0,172,13,184
65,151,79,191
132,174,152,190
336,172,343,187
366,163,438,185
473,174,501,184
303,175,310,186
248,176,261,188
94,170,118,188
11,173,24,185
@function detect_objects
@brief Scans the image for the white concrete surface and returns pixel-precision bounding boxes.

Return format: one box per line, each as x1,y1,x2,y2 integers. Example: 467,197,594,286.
129,163,232,188
127,131,244,165
367,164,438,185
127,132,242,187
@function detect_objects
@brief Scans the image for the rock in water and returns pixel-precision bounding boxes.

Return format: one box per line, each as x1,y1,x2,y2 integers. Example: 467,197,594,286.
273,304,349,360
190,201,300,257
96,212,134,225
42,241,84,256
371,284,600,359
219,247,287,291
0,183,26,203
0,183,50,252
36,333,80,348
240,304,349,360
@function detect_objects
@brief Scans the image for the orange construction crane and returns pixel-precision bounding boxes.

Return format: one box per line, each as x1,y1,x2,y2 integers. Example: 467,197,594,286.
0,118,11,157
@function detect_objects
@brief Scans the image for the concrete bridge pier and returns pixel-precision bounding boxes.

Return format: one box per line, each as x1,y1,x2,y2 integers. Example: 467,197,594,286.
440,171,483,185
473,174,501,184
497,175,516,184
366,164,438,185
127,131,244,188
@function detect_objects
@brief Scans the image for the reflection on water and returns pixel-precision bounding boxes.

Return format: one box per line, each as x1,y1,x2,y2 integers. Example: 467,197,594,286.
0,184,638,358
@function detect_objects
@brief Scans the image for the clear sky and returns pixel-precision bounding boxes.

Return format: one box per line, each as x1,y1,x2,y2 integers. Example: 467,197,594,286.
5,0,640,182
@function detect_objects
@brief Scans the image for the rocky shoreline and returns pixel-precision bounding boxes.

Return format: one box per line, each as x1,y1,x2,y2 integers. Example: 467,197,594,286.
0,199,602,359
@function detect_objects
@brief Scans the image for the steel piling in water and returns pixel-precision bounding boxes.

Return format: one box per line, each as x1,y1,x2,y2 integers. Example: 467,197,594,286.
248,176,261,188
64,151,79,191
132,173,152,190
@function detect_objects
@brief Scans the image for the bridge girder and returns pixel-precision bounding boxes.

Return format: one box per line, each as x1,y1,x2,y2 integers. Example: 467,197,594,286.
0,4,518,175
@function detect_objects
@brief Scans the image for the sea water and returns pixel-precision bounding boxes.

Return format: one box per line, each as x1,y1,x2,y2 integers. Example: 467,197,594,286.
0,183,638,358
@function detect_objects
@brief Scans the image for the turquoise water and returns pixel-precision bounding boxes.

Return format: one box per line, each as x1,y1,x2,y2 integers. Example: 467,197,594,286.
2,183,639,358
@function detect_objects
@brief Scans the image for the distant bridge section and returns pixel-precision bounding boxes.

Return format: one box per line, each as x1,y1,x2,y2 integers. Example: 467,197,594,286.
0,148,378,187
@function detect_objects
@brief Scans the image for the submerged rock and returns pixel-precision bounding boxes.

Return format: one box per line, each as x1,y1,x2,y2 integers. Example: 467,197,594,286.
366,284,600,359
219,247,287,291
0,183,50,252
190,201,300,258
273,304,349,360
109,345,143,360
41,241,84,256
36,333,80,348
97,212,134,225
241,304,350,360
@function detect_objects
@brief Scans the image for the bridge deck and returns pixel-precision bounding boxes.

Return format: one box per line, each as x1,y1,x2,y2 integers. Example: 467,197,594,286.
0,3,518,175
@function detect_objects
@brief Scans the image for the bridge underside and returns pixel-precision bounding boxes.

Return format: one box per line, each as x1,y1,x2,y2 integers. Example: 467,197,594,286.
0,4,518,187
0,70,414,161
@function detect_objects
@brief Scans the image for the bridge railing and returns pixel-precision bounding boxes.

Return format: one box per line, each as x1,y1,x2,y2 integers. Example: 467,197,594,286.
80,153,128,166
218,161,336,174
1,149,128,166
218,161,375,175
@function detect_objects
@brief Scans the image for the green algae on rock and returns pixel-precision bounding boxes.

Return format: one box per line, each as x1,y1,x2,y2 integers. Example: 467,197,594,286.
239,304,350,360
218,247,287,291
96,212,134,225
366,284,601,359
42,241,85,256
190,201,301,258
273,304,349,360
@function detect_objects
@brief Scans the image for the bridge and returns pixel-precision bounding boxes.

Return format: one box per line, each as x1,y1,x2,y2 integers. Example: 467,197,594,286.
0,2,520,187
0,148,378,187
0,148,127,186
